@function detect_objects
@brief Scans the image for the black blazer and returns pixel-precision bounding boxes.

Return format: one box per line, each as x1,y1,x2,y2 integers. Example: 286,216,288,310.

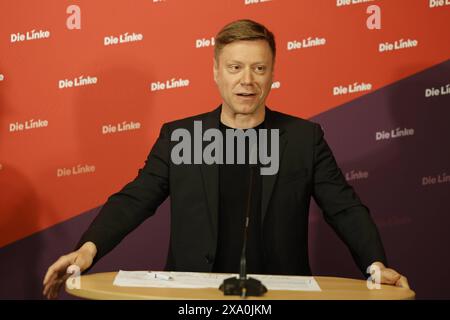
79,106,387,276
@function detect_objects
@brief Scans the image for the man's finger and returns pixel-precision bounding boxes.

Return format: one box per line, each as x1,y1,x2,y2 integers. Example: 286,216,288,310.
43,270,58,290
44,266,61,285
43,276,57,298
395,276,410,289
47,286,56,300
43,264,73,298
43,266,55,285
42,283,49,297
48,285,57,300
44,259,66,285
49,278,64,300
44,282,55,299
43,279,52,296
381,268,401,284
53,272,72,299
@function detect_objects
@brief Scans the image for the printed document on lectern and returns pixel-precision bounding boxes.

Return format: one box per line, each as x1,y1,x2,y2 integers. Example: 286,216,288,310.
113,271,321,291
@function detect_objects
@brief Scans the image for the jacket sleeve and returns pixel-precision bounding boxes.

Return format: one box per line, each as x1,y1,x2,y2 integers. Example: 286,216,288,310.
76,123,170,265
311,123,387,275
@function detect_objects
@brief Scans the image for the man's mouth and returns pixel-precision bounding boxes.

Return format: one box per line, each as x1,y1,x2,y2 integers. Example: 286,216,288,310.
236,93,257,97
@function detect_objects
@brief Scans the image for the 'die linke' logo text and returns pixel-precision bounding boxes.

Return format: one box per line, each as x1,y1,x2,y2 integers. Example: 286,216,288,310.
169,121,279,176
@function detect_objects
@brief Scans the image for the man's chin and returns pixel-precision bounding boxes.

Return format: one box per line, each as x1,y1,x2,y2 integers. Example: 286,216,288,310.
228,103,263,115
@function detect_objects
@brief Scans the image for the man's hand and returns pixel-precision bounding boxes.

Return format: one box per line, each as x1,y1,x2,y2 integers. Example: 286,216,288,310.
371,261,410,289
42,241,97,299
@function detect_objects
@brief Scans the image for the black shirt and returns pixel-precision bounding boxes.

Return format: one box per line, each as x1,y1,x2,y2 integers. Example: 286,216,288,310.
212,121,265,274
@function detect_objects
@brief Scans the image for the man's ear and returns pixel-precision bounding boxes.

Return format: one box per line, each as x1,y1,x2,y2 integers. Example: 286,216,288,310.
271,61,275,83
213,58,218,84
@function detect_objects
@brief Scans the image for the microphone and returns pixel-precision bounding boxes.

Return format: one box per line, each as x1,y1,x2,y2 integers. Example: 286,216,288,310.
219,160,267,298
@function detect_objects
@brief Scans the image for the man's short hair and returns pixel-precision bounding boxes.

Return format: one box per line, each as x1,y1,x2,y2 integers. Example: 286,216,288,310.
214,19,276,61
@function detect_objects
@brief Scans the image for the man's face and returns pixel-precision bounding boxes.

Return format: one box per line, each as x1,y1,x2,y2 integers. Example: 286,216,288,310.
214,40,274,116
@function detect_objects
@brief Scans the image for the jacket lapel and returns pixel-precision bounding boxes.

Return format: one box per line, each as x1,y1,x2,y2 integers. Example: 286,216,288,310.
261,108,287,226
199,107,221,240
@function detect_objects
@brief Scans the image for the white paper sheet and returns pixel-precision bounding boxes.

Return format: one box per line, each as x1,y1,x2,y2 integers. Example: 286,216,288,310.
113,270,321,291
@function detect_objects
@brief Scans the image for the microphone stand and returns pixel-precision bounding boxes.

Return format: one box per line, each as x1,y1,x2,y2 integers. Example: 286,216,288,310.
219,164,268,298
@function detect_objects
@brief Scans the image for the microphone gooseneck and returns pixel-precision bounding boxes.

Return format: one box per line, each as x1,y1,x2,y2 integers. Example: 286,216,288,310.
219,162,267,298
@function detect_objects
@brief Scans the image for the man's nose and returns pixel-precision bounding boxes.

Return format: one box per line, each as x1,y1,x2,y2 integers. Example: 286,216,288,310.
240,68,254,86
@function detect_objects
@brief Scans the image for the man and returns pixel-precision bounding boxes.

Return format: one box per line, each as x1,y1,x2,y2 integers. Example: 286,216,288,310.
43,19,409,299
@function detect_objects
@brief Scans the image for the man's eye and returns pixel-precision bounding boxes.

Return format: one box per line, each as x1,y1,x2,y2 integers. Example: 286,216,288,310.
255,66,266,73
229,65,240,71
